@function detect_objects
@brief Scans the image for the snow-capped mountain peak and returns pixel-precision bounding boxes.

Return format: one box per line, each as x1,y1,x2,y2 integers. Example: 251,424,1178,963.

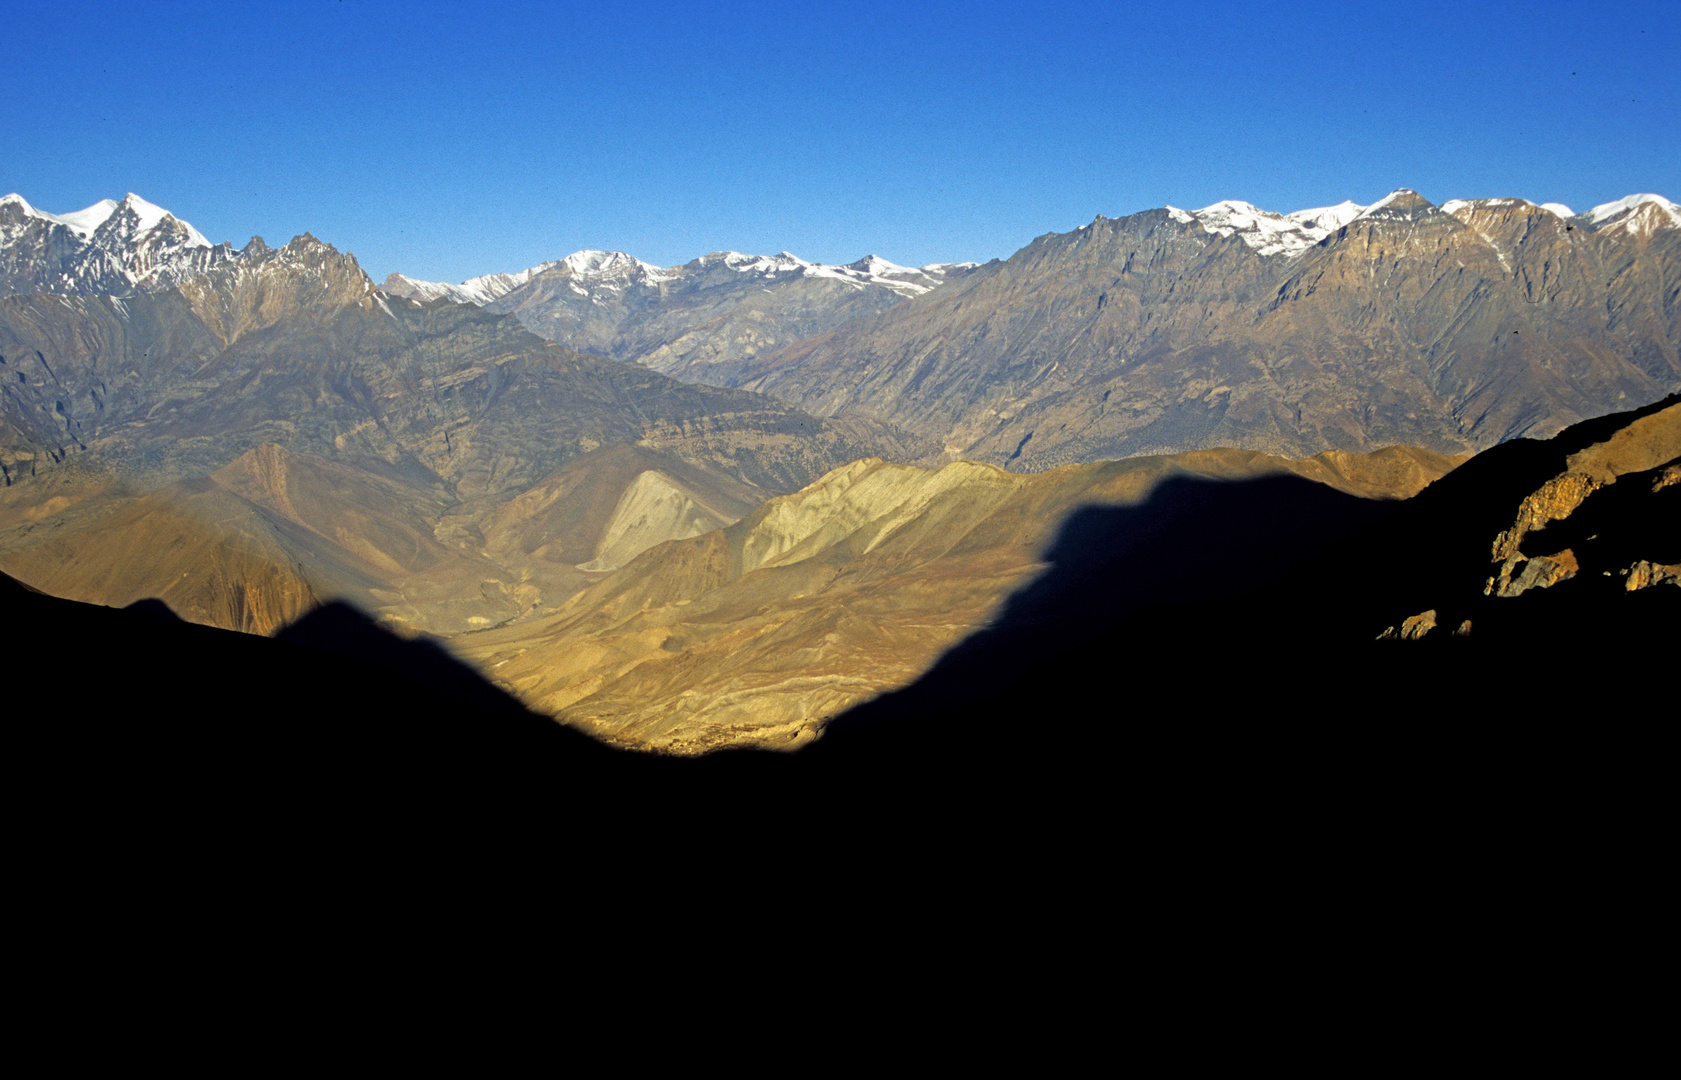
1580,194,1679,235
1190,199,1353,257
559,250,668,279
847,254,903,275
118,192,212,248
14,192,212,248
2,191,226,295
54,197,121,238
1283,200,1365,232
1335,190,1447,227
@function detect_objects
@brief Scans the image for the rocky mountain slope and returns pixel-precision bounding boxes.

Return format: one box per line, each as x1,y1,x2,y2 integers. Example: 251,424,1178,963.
730,192,1680,469
12,399,1671,772
0,197,920,633
385,249,975,382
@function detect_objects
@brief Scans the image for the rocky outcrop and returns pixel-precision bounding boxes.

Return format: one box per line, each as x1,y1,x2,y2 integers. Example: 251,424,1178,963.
1377,609,1439,640
1623,559,1680,590
1486,401,1681,596
1363,396,1678,637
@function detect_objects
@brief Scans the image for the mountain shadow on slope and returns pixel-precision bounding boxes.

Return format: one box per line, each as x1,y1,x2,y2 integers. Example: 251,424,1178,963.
801,472,1400,768
798,399,1679,810
13,391,1675,846
2,578,709,846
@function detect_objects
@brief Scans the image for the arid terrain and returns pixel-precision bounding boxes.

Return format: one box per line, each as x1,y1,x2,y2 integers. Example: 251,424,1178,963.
2,190,1676,763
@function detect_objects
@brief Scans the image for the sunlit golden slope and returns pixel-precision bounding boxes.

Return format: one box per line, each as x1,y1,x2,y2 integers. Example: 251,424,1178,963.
458,442,1461,753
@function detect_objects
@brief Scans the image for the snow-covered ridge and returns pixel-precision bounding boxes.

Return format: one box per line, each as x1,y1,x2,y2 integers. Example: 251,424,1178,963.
560,249,671,282
4,192,211,248
393,248,965,306
1438,193,1677,233
2,191,233,296
1178,198,1367,257
390,250,675,304
1173,190,1675,256
689,251,954,296
1284,200,1365,233
388,261,567,305
1192,200,1331,257
1581,193,1674,226
1580,193,1679,235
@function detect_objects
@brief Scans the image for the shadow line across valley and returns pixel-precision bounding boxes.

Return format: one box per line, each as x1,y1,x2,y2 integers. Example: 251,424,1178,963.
7,434,1674,858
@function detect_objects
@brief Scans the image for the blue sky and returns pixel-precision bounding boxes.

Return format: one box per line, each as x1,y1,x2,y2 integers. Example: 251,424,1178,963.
6,0,1677,283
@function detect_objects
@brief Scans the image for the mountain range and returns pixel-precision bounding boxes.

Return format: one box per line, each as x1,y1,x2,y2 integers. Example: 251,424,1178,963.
0,197,918,635
1,187,1675,756
385,248,977,383
393,189,1679,471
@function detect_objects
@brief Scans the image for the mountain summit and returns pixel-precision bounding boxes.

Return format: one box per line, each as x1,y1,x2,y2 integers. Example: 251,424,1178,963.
0,192,231,295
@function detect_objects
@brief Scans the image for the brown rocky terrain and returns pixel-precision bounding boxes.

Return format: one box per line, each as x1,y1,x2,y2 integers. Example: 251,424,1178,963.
457,441,1462,753
795,394,1678,788
3,194,1673,782
726,192,1680,469
0,230,923,634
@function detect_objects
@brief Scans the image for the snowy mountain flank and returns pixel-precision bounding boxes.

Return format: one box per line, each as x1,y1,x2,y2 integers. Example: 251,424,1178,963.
1169,193,1679,258
387,249,963,308
383,248,981,382
0,192,233,296
8,189,1673,307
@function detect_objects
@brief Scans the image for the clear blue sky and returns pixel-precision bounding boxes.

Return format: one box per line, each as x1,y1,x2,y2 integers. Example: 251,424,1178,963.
6,0,1676,283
